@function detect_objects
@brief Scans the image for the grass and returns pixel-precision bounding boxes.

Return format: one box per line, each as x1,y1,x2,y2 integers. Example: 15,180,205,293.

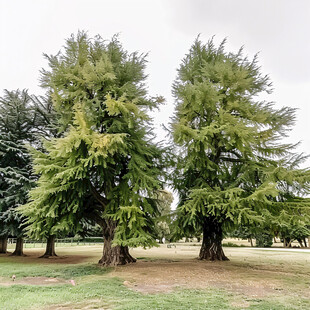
0,282,233,310
1,245,310,309
0,275,293,310
0,258,109,279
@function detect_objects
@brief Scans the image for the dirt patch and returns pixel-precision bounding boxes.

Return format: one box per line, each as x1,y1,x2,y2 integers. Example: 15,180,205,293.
3,244,310,300
230,300,251,308
0,276,69,286
109,259,285,297
0,251,92,265
45,299,111,310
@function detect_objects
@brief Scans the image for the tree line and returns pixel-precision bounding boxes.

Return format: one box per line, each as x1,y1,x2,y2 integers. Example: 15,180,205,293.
1,32,310,265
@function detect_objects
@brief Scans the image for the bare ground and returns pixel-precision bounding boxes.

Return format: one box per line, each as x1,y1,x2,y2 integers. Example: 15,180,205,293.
0,276,68,286
44,299,112,310
112,259,284,296
1,243,310,300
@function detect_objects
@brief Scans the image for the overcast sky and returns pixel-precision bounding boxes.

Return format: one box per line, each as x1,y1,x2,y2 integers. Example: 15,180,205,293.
1,0,309,170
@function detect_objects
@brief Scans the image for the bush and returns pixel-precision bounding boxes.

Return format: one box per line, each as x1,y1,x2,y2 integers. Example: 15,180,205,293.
255,233,273,247
222,242,246,247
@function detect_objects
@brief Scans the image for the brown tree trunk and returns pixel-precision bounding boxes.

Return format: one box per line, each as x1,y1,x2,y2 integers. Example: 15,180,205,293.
297,239,304,248
284,237,291,248
199,218,229,261
248,238,254,247
98,220,136,266
0,235,8,254
11,237,24,256
40,235,57,258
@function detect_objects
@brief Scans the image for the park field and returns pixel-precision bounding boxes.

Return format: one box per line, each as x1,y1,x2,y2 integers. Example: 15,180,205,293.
1,244,310,309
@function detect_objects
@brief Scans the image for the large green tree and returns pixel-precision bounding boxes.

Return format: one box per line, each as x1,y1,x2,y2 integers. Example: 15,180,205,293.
19,32,165,265
0,90,55,255
171,38,310,261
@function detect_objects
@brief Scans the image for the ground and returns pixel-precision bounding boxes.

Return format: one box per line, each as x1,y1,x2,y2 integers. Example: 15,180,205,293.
1,243,310,309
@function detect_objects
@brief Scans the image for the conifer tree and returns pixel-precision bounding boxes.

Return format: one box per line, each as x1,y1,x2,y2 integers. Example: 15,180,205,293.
171,38,310,261
0,90,55,255
154,190,173,243
19,32,164,265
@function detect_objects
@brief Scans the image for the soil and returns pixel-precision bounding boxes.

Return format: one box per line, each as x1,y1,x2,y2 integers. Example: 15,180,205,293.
45,299,111,310
111,259,284,297
0,276,68,286
2,244,310,301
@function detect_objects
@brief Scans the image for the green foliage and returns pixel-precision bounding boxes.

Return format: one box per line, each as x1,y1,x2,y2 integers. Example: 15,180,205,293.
0,90,55,238
20,32,165,247
222,242,246,247
171,37,310,240
256,232,273,248
229,225,254,240
153,190,174,242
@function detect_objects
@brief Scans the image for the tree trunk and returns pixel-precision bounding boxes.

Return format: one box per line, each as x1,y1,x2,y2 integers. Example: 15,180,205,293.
0,235,8,254
199,218,229,261
249,238,254,247
40,235,57,258
284,237,291,248
297,238,304,248
304,238,308,248
98,220,136,266
11,237,24,256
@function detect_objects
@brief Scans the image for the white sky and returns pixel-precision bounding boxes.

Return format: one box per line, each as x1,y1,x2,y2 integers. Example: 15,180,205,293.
1,0,309,173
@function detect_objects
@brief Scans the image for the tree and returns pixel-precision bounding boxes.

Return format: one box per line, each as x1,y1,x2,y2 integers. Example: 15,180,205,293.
171,38,310,261
154,190,173,243
0,90,55,255
19,32,165,265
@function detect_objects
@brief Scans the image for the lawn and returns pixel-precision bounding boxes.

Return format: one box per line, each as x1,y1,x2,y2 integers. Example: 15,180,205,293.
1,244,310,309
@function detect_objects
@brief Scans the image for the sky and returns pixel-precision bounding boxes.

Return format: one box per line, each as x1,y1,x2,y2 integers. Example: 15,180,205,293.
1,0,309,171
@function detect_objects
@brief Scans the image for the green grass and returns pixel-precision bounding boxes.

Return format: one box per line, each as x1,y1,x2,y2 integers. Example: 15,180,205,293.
0,257,109,279
0,277,292,310
0,281,232,310
0,260,234,310
1,248,310,310
0,278,305,310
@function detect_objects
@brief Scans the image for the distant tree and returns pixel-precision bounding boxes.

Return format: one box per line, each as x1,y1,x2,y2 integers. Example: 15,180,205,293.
275,214,310,248
255,231,273,248
0,90,56,255
154,190,173,243
229,225,255,246
19,32,165,265
171,38,310,261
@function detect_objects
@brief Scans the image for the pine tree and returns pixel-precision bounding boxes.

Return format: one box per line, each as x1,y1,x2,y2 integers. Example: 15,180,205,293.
19,32,165,265
171,38,310,261
0,90,55,255
154,190,174,243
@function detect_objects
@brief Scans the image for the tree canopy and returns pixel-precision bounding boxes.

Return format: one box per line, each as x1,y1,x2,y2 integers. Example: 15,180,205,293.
171,38,310,260
0,89,55,254
19,32,165,265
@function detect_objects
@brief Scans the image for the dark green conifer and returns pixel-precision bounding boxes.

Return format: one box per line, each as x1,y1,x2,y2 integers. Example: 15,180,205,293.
171,38,310,260
0,90,55,255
